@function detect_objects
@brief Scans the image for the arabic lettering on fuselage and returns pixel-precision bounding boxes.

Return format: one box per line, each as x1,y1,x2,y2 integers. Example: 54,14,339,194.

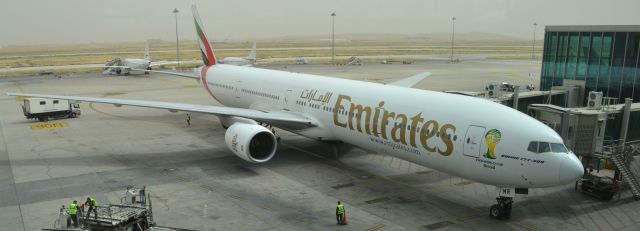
332,94,457,156
299,89,333,104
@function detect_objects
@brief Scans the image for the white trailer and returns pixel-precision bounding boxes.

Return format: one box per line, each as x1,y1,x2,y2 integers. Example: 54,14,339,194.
22,98,80,121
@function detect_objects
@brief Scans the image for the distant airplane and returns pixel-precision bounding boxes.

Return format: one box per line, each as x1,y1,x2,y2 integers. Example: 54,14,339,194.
103,41,152,75
218,42,257,66
8,5,583,220
103,41,199,75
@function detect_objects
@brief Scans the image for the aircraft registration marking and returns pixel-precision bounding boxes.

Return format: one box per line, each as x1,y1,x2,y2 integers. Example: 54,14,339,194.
31,122,69,130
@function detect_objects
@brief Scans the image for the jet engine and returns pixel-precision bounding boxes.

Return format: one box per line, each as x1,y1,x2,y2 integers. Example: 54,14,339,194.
224,123,277,163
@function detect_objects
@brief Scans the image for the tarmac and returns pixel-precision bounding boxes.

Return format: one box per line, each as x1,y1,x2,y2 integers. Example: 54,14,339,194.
1,59,640,230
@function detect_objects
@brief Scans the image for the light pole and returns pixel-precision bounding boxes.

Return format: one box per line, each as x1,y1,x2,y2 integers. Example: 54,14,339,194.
450,17,456,62
173,8,181,70
531,22,538,61
331,12,336,65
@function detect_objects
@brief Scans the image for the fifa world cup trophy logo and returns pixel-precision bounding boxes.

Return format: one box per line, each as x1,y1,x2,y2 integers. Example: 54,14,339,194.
484,129,501,159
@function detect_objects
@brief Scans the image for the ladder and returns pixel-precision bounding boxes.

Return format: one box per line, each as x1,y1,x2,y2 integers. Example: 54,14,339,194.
610,152,640,198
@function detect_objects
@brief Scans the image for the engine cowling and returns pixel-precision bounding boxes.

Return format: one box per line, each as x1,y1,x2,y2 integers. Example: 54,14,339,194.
224,123,277,163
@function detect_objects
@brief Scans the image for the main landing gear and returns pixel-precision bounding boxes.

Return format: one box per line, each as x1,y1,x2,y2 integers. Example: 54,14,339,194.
489,186,515,219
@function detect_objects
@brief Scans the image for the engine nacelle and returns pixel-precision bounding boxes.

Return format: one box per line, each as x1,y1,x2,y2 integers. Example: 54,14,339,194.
224,123,277,163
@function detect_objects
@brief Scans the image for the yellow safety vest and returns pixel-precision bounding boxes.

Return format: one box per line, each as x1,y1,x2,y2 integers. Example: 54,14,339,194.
337,204,345,214
69,203,78,215
89,198,98,207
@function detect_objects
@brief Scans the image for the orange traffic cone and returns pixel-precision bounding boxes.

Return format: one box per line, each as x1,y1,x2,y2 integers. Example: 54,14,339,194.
342,212,348,225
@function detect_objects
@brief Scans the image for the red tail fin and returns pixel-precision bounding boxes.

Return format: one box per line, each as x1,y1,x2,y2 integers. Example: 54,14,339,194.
192,5,217,66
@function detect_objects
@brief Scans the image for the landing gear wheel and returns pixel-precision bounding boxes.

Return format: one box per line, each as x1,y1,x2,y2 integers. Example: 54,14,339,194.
490,196,513,219
489,205,502,218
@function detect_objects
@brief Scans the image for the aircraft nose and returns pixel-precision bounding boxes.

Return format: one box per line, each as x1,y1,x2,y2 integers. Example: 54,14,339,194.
558,154,584,184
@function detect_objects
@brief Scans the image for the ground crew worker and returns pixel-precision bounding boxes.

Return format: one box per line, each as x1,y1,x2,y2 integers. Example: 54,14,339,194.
85,197,98,220
60,205,69,228
68,200,79,228
336,201,345,225
140,185,146,205
186,113,191,126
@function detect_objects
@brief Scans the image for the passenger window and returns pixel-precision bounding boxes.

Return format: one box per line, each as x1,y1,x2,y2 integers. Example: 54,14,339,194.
538,142,551,153
40,101,46,105
550,143,568,153
53,100,59,104
527,142,538,152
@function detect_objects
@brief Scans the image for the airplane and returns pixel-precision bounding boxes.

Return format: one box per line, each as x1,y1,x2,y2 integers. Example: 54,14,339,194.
217,42,257,66
103,41,201,76
103,41,152,75
7,5,583,220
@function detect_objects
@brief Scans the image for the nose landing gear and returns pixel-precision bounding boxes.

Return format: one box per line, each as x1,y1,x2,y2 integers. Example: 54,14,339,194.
489,197,512,219
489,186,515,219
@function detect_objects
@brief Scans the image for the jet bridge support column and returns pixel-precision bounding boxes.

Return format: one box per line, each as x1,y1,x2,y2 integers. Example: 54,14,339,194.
619,98,632,148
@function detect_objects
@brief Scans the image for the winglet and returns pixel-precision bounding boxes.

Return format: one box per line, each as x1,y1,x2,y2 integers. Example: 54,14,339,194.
192,5,217,66
387,72,431,88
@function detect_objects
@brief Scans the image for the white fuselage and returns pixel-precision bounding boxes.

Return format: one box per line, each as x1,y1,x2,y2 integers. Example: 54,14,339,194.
122,58,151,75
219,57,252,66
200,64,583,188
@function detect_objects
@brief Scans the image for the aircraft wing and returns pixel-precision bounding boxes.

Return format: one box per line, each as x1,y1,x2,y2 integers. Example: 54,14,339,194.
387,72,431,88
131,68,198,79
6,93,316,127
149,60,203,67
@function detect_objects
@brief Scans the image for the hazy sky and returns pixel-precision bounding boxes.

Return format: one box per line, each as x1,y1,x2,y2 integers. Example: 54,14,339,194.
1,0,639,45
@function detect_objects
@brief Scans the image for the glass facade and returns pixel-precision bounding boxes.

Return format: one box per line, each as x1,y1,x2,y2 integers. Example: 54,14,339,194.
541,28,640,103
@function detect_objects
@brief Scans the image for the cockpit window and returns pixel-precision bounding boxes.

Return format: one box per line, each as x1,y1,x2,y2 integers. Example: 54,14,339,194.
550,143,568,153
527,142,538,152
528,141,568,153
538,142,550,153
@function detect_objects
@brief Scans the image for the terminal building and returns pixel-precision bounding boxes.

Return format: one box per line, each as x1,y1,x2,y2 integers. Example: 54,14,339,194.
540,26,640,102
539,25,640,142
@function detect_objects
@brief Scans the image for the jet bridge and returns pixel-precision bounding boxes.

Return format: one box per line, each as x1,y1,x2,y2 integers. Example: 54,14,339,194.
528,98,640,199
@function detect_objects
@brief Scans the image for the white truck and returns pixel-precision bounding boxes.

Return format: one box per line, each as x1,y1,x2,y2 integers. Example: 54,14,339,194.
21,98,81,121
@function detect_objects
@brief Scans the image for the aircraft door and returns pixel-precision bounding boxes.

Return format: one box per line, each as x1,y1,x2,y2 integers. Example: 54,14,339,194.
463,125,486,157
234,80,242,100
283,89,293,111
